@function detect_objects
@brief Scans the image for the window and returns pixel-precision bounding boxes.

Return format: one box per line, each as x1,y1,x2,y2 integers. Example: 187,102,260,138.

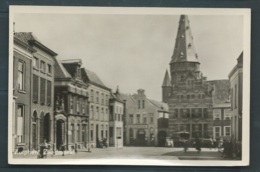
172,109,178,118
101,93,104,105
18,61,25,91
90,106,94,119
138,100,141,109
76,97,80,114
214,126,221,138
224,109,231,120
82,125,86,142
77,67,81,79
46,80,51,106
213,109,221,120
90,90,94,102
106,95,108,105
224,126,231,136
142,100,145,109
90,125,94,141
33,74,39,102
96,107,99,120
70,95,74,114
150,113,154,123
47,64,52,75
40,78,46,104
17,105,24,143
40,60,46,72
96,91,99,104
82,99,85,115
101,108,104,121
71,124,75,143
33,57,39,69
143,117,147,124
118,114,121,121
129,114,133,124
137,114,140,124
77,124,80,142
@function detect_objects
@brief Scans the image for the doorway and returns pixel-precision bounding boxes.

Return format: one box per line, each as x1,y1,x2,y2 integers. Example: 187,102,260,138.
56,119,65,150
137,129,146,146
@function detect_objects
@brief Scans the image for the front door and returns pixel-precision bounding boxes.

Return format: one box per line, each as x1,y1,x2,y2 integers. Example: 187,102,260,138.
56,120,65,150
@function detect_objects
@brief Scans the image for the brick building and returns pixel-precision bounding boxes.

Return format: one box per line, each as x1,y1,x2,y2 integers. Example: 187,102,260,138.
162,15,214,140
208,80,231,140
13,32,57,152
12,33,33,152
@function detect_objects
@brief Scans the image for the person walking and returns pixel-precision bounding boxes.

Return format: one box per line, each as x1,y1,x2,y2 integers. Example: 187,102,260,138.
195,137,201,153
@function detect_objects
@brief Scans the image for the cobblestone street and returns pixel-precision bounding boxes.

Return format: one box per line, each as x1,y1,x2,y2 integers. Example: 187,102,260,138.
13,147,226,160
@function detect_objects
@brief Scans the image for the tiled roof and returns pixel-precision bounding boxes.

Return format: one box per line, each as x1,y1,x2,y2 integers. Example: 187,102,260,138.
82,68,106,87
208,80,230,105
14,32,57,56
14,32,38,46
54,58,72,78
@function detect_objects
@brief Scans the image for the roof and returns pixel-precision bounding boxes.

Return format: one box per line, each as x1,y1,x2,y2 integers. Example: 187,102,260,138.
147,99,169,111
54,58,72,78
82,67,108,88
14,32,57,56
162,70,171,87
60,59,82,65
171,15,199,63
208,80,230,105
118,92,169,112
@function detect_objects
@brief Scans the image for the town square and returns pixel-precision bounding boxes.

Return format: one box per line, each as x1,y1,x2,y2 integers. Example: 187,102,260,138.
9,7,250,165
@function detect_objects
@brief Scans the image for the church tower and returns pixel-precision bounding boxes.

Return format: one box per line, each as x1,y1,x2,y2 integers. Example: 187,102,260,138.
162,15,213,139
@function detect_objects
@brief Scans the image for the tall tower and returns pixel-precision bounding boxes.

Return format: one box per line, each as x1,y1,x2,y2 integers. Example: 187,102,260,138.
162,15,213,139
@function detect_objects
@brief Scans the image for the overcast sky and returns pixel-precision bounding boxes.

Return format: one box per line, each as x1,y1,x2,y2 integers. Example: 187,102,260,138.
14,13,243,101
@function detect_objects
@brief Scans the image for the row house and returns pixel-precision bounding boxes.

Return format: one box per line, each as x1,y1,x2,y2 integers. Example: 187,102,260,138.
109,87,125,148
84,68,111,148
228,52,243,159
208,80,231,140
13,32,56,152
54,59,89,151
119,89,169,146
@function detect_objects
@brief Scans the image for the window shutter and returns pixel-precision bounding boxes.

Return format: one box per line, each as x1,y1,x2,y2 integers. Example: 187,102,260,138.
47,80,51,105
40,78,46,104
33,75,39,102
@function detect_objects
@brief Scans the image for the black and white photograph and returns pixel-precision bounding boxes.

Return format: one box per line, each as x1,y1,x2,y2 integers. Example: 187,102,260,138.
8,6,250,166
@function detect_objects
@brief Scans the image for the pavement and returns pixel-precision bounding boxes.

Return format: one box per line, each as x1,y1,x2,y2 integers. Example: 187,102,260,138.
13,147,227,160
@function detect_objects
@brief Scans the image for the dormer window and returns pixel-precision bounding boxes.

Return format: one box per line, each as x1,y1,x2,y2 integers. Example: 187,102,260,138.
76,67,81,79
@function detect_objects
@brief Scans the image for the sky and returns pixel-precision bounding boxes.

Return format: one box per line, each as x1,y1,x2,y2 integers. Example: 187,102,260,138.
14,12,243,101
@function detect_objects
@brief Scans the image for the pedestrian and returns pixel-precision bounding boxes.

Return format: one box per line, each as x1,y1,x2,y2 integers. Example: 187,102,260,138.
103,138,107,148
195,137,201,153
209,137,213,149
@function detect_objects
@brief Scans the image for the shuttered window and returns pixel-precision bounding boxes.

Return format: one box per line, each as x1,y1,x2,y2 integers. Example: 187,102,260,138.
33,74,39,103
46,80,51,106
40,78,46,104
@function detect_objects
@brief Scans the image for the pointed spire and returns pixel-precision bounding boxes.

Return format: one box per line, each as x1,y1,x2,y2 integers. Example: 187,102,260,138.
171,15,199,63
162,70,171,87
115,85,120,95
